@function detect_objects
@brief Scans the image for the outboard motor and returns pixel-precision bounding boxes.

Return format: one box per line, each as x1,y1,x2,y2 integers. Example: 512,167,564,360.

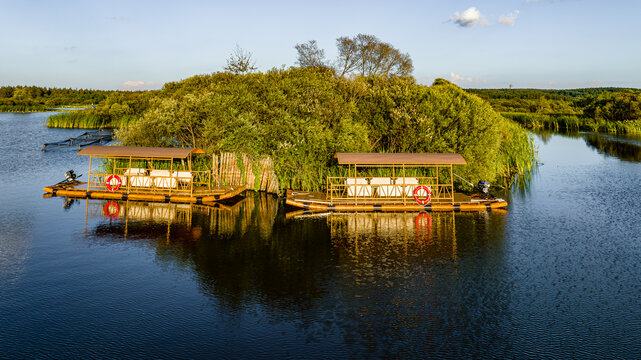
65,170,77,182
476,181,490,194
473,180,494,199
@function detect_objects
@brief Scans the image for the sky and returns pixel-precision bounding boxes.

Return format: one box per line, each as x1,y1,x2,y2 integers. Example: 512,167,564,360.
1,0,639,90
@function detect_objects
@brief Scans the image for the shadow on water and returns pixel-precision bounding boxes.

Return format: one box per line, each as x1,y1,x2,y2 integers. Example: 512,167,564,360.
582,133,641,162
79,192,513,357
83,193,331,312
531,128,641,163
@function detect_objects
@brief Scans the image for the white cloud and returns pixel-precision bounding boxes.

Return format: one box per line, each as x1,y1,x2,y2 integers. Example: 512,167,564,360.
449,72,486,85
120,81,158,90
450,7,488,27
449,72,473,82
498,10,520,26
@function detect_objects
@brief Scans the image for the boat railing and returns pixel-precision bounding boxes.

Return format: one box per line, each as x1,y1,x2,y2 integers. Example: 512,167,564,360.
326,176,454,204
87,167,212,195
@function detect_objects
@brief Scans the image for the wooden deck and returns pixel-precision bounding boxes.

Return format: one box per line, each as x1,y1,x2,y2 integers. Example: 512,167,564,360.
44,181,247,204
285,190,507,212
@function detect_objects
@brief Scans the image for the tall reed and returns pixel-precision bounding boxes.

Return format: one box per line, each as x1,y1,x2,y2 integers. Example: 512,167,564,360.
47,112,137,129
503,112,641,136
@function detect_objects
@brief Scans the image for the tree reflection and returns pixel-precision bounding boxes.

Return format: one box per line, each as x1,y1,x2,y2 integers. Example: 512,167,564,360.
583,133,641,162
85,194,511,357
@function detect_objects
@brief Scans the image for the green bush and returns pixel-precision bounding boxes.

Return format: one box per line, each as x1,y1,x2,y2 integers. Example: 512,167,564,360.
117,68,536,191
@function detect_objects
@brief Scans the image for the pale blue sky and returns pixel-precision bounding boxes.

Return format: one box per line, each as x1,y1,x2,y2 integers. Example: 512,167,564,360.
1,0,639,90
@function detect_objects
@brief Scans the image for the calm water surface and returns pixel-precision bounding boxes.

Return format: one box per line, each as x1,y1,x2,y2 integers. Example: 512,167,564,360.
1,113,641,358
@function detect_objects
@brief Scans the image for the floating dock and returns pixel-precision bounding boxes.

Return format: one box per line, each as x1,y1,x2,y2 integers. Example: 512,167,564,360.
41,130,113,151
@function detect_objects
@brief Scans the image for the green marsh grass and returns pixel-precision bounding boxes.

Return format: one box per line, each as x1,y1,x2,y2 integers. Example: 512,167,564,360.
503,112,641,136
47,112,137,129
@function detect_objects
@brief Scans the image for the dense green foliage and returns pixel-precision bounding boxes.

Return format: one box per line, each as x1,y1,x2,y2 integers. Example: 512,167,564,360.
580,91,641,122
468,87,641,134
117,69,535,191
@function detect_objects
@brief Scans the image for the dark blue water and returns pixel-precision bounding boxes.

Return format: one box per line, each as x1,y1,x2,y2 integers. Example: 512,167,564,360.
1,113,640,358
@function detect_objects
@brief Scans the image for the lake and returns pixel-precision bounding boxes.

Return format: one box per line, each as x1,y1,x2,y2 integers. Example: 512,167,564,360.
1,113,640,358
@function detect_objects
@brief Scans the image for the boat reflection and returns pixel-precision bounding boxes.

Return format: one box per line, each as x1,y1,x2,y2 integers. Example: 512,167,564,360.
84,198,250,241
78,194,510,354
288,210,508,263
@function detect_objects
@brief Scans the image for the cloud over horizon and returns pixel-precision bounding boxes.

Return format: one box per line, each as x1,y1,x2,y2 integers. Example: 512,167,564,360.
450,7,487,27
120,80,158,90
498,10,520,26
449,72,487,85
449,72,473,83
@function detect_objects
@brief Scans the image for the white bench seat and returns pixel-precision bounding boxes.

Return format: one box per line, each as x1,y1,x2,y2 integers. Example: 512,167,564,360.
345,178,371,197
122,168,147,187
396,177,419,196
150,169,177,188
370,177,402,197
173,171,192,185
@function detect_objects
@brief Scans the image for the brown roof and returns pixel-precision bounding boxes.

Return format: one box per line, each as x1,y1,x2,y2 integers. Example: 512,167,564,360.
335,153,467,165
78,145,205,158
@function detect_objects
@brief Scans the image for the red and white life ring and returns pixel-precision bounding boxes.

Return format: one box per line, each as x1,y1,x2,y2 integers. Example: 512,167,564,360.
103,201,120,218
105,174,122,192
414,212,432,229
413,185,432,205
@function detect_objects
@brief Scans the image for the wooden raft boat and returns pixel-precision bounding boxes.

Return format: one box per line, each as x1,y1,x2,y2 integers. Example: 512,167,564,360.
285,153,507,212
43,146,247,204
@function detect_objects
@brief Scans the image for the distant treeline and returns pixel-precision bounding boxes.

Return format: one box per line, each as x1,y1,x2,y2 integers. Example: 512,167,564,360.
44,90,156,128
0,86,112,112
0,85,155,128
467,88,641,134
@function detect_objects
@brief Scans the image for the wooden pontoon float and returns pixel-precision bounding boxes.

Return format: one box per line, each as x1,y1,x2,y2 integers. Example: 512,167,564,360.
43,145,247,204
285,153,507,212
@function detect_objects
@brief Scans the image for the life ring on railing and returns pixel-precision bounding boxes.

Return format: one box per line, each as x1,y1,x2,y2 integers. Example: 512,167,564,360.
413,185,432,205
105,175,122,192
103,201,120,218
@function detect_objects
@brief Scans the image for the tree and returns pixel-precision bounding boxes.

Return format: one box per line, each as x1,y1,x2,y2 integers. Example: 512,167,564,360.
224,45,257,75
294,40,327,68
335,34,413,77
336,37,359,77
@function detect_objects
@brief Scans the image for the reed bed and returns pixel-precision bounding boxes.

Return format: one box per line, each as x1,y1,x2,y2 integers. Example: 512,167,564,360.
503,112,641,136
0,105,49,112
47,112,137,129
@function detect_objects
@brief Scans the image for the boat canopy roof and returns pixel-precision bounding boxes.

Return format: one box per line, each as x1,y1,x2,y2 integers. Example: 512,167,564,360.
78,145,205,159
335,153,467,165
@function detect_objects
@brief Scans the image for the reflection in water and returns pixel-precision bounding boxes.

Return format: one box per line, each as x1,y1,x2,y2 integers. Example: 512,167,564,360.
583,133,641,162
85,194,329,311
320,210,511,357
82,193,512,356
329,212,458,259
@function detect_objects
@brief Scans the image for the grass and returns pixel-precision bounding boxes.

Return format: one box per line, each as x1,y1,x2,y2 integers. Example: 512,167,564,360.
503,112,641,136
0,105,49,112
47,112,138,129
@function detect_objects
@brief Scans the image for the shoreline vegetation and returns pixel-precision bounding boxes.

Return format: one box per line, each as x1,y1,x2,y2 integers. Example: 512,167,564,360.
46,112,138,129
13,35,638,194
114,68,536,193
1,28,543,195
5,79,640,194
469,88,641,136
